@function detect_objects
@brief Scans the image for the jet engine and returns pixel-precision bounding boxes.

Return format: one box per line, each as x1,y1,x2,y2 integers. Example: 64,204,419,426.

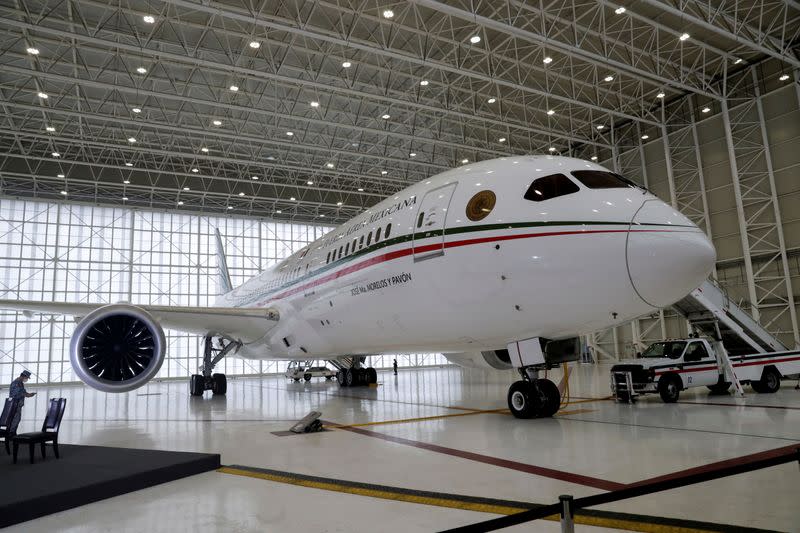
443,349,514,370
69,304,166,393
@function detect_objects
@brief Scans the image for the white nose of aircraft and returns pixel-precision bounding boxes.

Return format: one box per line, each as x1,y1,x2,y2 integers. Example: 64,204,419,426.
626,199,717,308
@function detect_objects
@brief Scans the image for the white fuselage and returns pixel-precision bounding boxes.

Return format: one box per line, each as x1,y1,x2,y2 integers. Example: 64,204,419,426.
216,156,716,362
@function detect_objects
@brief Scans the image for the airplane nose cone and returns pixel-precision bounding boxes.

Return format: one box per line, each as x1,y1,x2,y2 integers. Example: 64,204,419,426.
626,200,716,308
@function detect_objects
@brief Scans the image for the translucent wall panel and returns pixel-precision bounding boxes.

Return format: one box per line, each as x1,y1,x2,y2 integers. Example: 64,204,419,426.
1,198,446,385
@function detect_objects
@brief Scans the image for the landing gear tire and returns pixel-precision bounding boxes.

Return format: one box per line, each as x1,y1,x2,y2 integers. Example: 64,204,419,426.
344,368,356,387
365,367,378,384
658,375,681,403
337,370,347,387
534,379,561,418
754,367,781,393
212,373,227,395
190,374,204,396
508,381,538,419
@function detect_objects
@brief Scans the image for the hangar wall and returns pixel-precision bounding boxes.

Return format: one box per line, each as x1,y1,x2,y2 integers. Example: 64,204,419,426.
593,76,800,360
0,198,448,385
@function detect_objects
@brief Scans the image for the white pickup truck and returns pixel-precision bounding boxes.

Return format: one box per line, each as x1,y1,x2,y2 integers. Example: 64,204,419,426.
610,337,800,403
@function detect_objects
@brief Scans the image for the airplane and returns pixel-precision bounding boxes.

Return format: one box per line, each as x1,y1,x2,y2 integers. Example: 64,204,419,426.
0,155,716,419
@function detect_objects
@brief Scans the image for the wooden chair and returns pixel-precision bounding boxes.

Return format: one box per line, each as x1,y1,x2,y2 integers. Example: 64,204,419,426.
12,398,67,464
0,398,20,455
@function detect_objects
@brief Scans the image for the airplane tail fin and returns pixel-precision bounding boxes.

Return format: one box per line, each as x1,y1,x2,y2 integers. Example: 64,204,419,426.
214,228,233,294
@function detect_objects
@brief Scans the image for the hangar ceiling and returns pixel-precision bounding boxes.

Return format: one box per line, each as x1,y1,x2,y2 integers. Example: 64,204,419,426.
0,0,798,224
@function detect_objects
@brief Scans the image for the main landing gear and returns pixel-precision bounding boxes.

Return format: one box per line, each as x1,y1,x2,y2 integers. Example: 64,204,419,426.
507,367,561,419
337,366,378,387
190,335,241,397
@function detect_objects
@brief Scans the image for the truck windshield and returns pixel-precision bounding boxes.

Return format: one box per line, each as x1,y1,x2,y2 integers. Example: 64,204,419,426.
640,341,686,359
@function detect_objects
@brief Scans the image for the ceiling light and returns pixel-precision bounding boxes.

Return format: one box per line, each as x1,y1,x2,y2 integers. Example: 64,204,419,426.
229,85,239,91
183,187,190,191
143,15,155,24
200,147,209,153
212,120,222,126
177,201,184,206
547,109,555,116
604,75,614,82
125,163,133,167
734,58,743,65
614,6,626,14
266,156,275,160
132,107,142,113
122,196,129,201
460,158,469,164
548,147,556,152
702,107,711,113
469,35,481,44
26,47,39,55
286,131,294,137
326,163,334,168
656,92,666,98
307,180,314,185
310,101,320,107
320,214,325,217
409,152,416,157
290,197,296,201
487,97,496,103
60,190,67,195
127,137,136,143
358,188,364,192
38,92,48,99
779,74,790,81
498,137,506,142
124,179,131,184
191,168,199,173
136,67,147,74
420,80,429,86
45,126,55,132
252,176,259,180
543,56,552,64
337,202,343,206
52,152,60,157
381,114,390,119
249,41,260,49
641,134,649,140
679,33,690,41
57,173,65,178
238,192,245,196
381,170,388,175
383,9,394,19
596,125,605,130
227,206,233,210
590,156,598,161
342,61,351,68
276,210,282,214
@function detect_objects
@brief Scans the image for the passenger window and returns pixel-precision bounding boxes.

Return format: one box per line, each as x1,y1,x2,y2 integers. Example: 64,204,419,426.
326,252,331,264
571,170,638,189
417,212,425,228
375,227,382,242
385,223,392,239
359,235,364,248
345,243,350,255
684,342,708,362
338,246,343,257
524,174,580,202
366,232,372,246
352,238,357,252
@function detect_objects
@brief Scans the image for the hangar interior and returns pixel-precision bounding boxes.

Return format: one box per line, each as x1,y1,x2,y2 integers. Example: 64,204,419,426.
1,1,799,532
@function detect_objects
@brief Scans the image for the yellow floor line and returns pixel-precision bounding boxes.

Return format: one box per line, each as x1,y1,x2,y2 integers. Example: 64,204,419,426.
218,466,712,533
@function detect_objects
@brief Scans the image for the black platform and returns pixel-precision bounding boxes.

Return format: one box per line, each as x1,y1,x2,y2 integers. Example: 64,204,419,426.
0,444,220,528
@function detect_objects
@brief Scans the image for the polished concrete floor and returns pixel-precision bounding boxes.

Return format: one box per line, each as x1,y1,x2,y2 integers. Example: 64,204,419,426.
5,364,799,532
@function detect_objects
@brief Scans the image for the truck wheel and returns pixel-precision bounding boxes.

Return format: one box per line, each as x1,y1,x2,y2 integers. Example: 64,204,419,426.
658,375,681,403
755,367,781,393
707,382,731,394
303,374,312,382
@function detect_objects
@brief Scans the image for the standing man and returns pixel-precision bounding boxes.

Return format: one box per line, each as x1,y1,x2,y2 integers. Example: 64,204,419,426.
393,359,398,375
8,370,35,434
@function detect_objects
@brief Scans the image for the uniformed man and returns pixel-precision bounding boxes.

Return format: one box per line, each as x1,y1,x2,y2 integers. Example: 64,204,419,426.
393,359,398,375
8,370,35,434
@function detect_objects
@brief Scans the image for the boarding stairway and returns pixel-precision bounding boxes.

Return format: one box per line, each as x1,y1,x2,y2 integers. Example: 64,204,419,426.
672,278,787,356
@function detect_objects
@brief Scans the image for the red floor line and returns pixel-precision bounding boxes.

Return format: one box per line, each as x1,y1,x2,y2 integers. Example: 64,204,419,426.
625,443,800,489
338,425,625,491
677,400,800,410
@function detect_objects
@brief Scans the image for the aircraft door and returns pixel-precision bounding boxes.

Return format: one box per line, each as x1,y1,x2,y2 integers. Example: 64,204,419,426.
413,182,458,261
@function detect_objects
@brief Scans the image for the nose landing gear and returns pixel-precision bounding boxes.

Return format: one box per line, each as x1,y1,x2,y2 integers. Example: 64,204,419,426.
507,367,561,419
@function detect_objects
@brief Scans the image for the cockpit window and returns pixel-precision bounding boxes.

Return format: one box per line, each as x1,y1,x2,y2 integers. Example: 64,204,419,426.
523,174,580,202
571,170,639,189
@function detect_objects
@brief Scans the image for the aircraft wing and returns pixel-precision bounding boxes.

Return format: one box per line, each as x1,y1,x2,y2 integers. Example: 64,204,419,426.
0,300,279,342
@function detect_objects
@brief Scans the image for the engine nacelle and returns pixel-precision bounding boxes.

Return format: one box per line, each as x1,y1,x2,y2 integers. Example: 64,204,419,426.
443,350,514,371
70,304,166,393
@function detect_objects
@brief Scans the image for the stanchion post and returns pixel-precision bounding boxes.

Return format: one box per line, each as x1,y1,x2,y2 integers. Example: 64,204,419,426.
559,494,574,533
